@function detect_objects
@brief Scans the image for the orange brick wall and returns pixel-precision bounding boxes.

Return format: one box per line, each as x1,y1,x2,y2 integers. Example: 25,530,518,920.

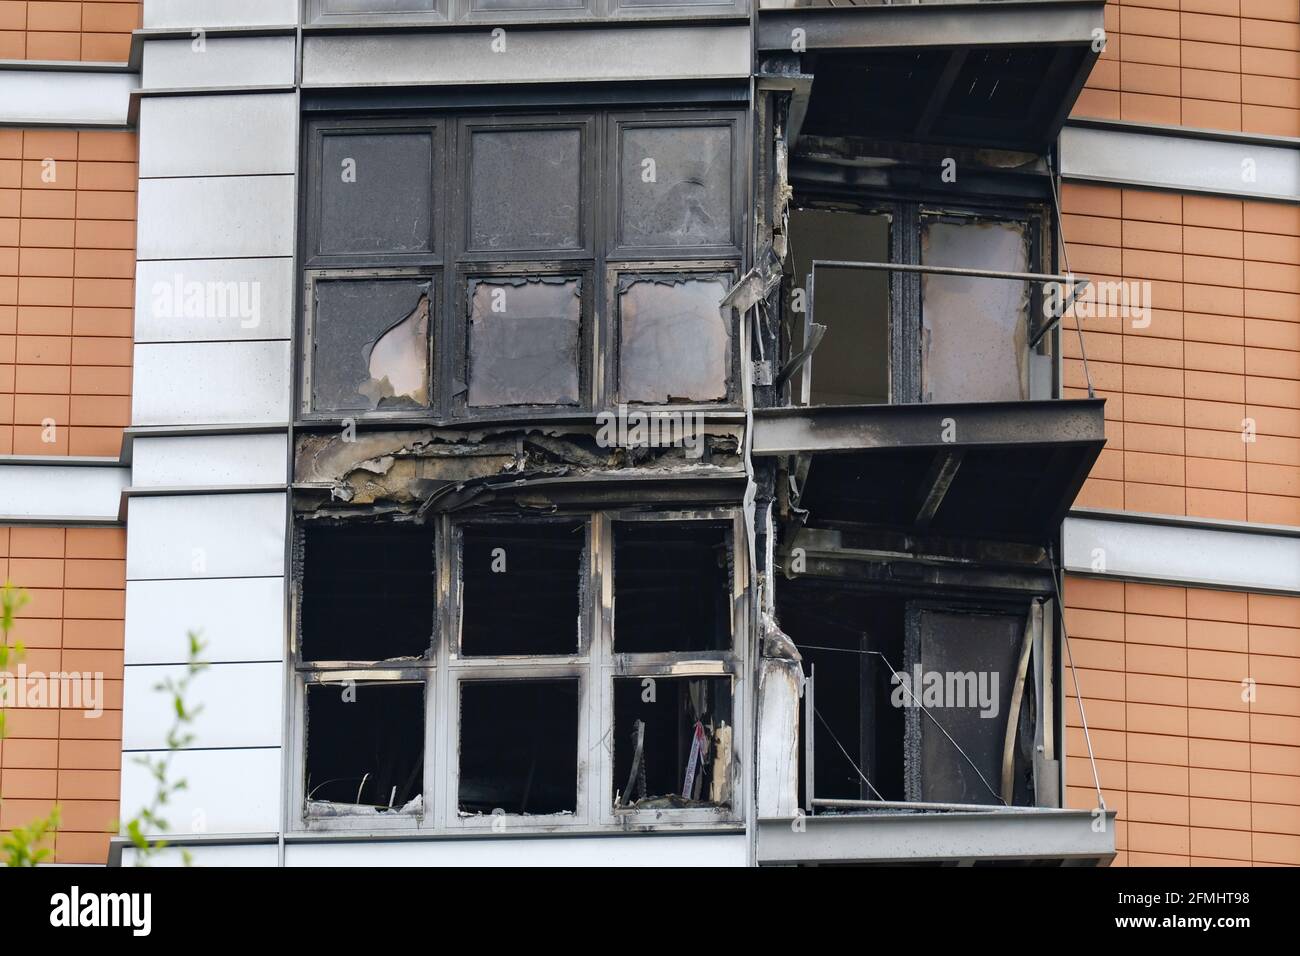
1064,576,1300,866
1060,184,1300,526
0,525,125,864
0,128,136,458
0,1,140,62
1075,0,1300,137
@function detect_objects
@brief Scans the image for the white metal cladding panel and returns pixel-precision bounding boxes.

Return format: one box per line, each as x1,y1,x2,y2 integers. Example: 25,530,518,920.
141,36,296,90
137,177,295,260
1064,515,1300,593
140,94,298,178
302,26,752,87
0,70,136,126
121,843,279,866
144,0,300,29
0,464,127,520
122,662,283,749
1061,124,1300,203
284,834,749,866
135,258,295,342
131,433,288,487
125,492,286,580
120,748,282,836
125,576,285,665
131,341,292,426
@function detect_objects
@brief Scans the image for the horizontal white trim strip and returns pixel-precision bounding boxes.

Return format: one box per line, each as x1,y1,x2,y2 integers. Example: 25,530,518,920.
0,461,128,522
0,69,137,127
1064,510,1300,594
1061,122,1299,203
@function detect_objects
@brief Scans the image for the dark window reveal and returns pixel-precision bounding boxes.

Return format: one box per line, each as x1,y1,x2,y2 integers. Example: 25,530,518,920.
614,521,731,653
305,681,425,812
617,274,730,403
300,524,435,662
310,276,431,413
460,522,585,656
458,679,580,815
467,277,581,407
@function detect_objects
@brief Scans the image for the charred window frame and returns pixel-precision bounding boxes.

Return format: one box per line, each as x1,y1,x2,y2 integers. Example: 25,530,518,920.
290,509,745,833
300,108,747,423
601,511,745,824
788,198,1054,406
305,0,750,27
291,521,438,830
443,515,592,829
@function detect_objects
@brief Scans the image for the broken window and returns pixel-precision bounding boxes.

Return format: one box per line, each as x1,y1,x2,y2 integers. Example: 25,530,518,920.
613,676,732,809
319,131,434,257
308,275,432,414
305,681,425,815
458,679,580,816
459,522,585,656
613,520,732,653
617,123,735,251
466,277,582,407
299,523,435,663
921,216,1032,403
788,208,891,405
466,127,583,252
616,273,731,404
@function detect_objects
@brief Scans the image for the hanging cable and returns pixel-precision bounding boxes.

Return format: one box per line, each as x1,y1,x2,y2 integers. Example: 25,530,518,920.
1046,154,1096,400
1050,557,1108,811
813,705,886,802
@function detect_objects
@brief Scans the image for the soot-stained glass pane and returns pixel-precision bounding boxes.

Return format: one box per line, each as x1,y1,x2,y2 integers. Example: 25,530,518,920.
468,277,580,407
617,275,730,403
321,132,433,256
468,128,582,253
619,125,732,249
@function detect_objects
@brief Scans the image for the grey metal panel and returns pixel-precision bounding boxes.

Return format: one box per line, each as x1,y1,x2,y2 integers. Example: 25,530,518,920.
756,810,1116,864
125,576,286,664
140,94,298,178
285,834,747,866
0,70,136,127
125,492,286,580
145,0,300,28
141,36,296,90
0,463,127,521
1061,124,1300,203
1064,512,1300,594
302,26,751,87
137,177,295,260
132,341,292,426
751,399,1106,456
132,433,288,487
757,2,1104,51
135,258,295,342
121,843,279,866
120,748,282,835
122,662,284,749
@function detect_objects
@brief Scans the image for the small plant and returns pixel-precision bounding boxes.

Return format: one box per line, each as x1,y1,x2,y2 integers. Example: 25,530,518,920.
118,632,209,866
1,581,61,866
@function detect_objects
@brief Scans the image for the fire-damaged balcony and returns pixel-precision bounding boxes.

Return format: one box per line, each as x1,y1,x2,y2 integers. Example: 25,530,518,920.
757,0,1106,153
754,399,1115,865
